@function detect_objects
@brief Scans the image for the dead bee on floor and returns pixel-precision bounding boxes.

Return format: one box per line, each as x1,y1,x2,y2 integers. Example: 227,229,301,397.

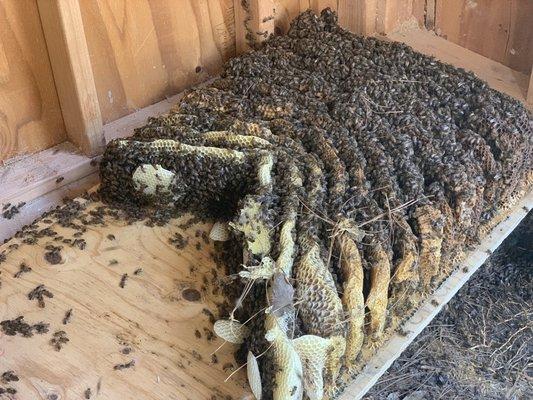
14,262,32,278
50,330,69,351
28,285,54,308
1,371,19,384
119,274,128,288
113,360,135,370
63,309,73,325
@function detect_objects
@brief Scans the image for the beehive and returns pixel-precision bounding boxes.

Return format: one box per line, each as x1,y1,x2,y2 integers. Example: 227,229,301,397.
0,2,532,400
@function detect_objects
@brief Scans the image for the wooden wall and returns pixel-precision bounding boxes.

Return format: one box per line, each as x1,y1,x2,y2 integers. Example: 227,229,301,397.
79,0,236,124
433,0,532,75
0,0,66,162
273,0,418,35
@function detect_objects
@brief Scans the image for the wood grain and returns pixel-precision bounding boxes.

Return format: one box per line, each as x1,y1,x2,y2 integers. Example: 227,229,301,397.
411,0,427,28
0,142,99,219
0,0,66,162
338,0,378,35
79,0,235,124
37,0,105,157
0,204,250,400
435,0,533,75
376,0,416,34
276,0,418,35
0,172,99,244
425,0,436,29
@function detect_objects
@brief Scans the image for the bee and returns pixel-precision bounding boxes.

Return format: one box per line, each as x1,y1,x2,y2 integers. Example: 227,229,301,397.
63,309,73,325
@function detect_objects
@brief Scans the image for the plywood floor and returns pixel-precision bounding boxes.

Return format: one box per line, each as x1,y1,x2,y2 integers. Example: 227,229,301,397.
0,199,250,400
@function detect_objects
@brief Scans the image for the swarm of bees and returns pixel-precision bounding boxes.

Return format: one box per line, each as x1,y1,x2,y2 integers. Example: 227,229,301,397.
99,9,532,400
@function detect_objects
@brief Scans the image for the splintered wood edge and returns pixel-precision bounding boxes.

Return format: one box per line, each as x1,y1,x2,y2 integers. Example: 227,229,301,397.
338,189,533,400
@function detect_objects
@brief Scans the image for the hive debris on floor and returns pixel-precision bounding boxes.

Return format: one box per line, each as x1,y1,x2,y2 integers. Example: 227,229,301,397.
97,9,532,400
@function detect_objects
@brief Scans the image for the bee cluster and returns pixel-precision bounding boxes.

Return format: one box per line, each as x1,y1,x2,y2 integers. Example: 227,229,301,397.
98,9,531,400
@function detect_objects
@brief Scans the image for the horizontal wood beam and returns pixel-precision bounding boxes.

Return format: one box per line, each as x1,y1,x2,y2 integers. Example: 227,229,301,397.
37,0,104,156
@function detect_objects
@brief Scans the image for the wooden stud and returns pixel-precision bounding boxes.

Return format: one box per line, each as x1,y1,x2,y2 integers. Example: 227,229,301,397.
338,0,377,35
425,0,436,30
412,0,427,28
37,0,104,157
234,0,276,54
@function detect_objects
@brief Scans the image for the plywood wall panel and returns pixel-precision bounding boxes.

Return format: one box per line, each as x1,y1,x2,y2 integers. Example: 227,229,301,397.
0,0,66,162
435,0,532,75
79,0,235,124
275,0,417,35
376,0,415,34
273,0,304,34
338,0,378,35
274,0,338,34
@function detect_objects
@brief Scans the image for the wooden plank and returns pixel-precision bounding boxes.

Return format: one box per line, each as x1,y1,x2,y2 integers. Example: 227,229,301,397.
103,79,215,143
425,0,435,29
0,172,99,243
37,0,105,157
434,0,533,75
0,204,248,399
309,0,338,13
0,142,98,216
505,0,533,75
234,0,275,54
0,0,66,162
338,189,533,400
79,0,235,123
375,0,415,34
411,0,427,28
338,0,378,35
388,28,530,106
0,78,215,236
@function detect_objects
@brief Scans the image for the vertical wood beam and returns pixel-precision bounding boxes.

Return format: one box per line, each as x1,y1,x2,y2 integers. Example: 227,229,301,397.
338,0,377,35
37,0,104,156
234,0,275,55
412,0,427,28
375,0,388,34
425,0,436,30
